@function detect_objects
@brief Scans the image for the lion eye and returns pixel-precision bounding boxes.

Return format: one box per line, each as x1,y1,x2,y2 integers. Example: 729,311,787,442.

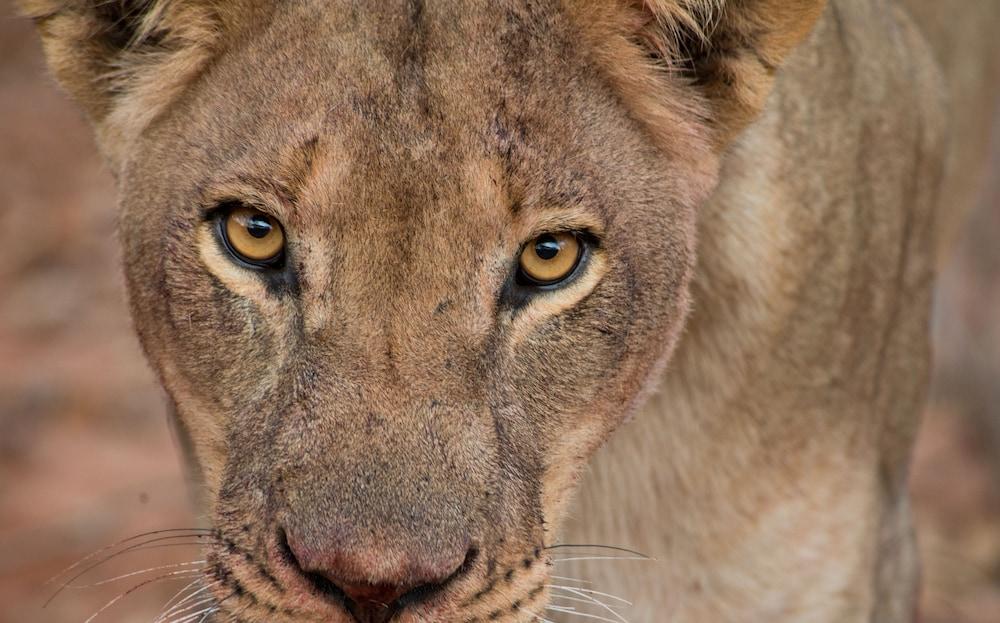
221,206,285,266
517,232,582,286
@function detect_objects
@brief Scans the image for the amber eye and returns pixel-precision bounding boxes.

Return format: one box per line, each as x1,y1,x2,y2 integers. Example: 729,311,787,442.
221,206,285,266
517,232,582,286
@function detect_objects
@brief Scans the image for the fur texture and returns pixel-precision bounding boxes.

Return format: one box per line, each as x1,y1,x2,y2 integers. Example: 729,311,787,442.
21,0,1000,621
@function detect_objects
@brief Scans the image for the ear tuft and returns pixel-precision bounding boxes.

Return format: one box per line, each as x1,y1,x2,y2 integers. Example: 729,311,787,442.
630,0,724,61
19,0,224,164
569,0,826,147
637,0,827,142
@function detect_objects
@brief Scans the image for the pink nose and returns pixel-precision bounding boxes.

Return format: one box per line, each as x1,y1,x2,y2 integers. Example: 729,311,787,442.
284,531,473,622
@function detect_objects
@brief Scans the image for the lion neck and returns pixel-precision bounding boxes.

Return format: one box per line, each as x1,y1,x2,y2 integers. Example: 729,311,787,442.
562,2,947,620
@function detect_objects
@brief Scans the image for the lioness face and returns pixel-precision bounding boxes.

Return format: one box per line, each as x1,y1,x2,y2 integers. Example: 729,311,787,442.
119,2,707,620
26,0,825,619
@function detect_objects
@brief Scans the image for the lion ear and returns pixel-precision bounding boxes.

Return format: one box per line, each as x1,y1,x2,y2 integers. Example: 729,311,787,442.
572,1,826,149
638,0,826,143
19,0,224,164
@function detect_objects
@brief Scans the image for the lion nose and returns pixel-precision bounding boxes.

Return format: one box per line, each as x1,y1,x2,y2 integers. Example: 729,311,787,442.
282,529,474,621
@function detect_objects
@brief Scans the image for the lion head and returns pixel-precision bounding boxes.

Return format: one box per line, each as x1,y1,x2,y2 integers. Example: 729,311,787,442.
24,1,823,620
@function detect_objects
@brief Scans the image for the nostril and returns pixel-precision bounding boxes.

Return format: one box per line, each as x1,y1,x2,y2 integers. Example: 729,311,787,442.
342,546,477,622
342,582,409,613
277,528,349,603
276,527,295,565
395,546,478,608
280,527,477,621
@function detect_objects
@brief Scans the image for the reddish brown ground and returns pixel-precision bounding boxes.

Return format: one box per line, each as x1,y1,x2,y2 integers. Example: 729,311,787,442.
1,12,998,623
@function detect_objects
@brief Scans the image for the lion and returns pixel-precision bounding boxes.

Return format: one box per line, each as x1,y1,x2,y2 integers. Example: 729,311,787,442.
21,0,1000,621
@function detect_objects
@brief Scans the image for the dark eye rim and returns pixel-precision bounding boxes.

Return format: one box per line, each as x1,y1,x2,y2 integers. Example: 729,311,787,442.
211,202,287,270
514,230,594,289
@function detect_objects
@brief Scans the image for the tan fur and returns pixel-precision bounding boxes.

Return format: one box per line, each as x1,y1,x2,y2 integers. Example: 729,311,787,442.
22,0,999,621
567,2,1000,621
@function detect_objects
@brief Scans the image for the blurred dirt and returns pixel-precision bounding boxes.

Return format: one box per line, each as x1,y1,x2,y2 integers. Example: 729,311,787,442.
0,14,197,623
1,11,998,623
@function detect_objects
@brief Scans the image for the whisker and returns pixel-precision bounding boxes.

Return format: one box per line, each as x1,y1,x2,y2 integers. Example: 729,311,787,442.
550,556,651,564
166,604,219,623
548,585,632,606
82,569,208,623
156,578,208,619
550,594,613,608
63,561,206,589
543,545,648,558
45,529,213,586
160,596,217,623
184,590,237,623
546,604,622,623
542,554,639,623
153,580,222,623
550,576,592,586
548,586,630,623
46,535,219,606
195,608,218,623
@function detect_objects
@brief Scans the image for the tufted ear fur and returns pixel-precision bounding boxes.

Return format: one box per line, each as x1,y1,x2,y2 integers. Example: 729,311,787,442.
569,0,827,147
19,0,233,166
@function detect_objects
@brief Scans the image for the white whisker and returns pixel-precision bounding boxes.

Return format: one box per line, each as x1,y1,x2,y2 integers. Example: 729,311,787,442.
550,575,592,585
548,585,629,623
550,593,616,608
544,545,647,557
160,596,217,623
156,582,220,623
546,604,622,623
548,585,632,606
83,569,204,623
47,537,217,607
156,578,206,620
166,604,218,623
551,556,650,564
66,561,206,589
44,529,213,587
195,608,218,623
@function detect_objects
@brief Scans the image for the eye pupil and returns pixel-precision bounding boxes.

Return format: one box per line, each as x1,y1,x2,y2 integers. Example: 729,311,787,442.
534,235,561,260
221,205,285,266
518,231,583,287
246,216,272,239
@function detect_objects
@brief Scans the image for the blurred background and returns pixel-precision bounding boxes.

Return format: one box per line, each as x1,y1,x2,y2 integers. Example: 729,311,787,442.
1,11,999,623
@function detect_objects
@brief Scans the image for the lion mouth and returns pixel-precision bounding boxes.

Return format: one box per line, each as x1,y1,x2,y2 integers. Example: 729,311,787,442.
192,525,556,623
43,524,640,623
